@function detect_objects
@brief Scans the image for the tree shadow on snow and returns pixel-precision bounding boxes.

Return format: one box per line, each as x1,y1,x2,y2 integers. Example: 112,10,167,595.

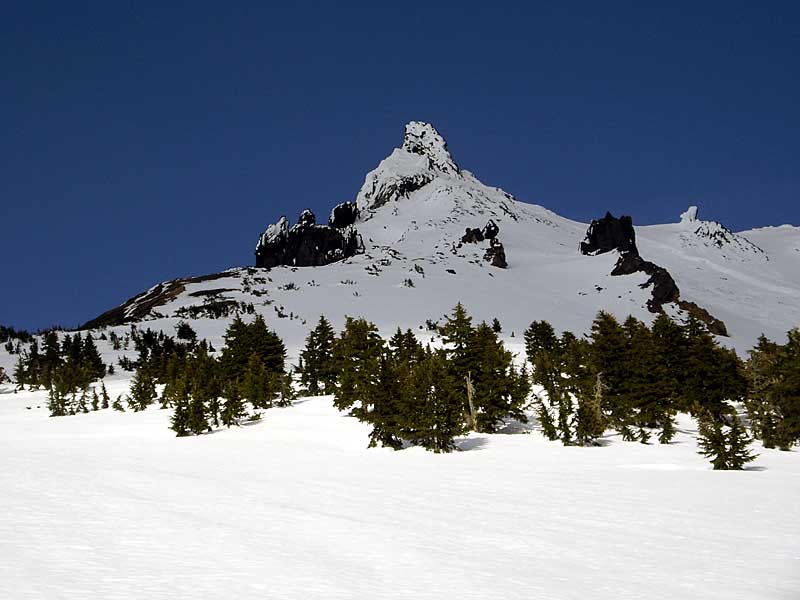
455,437,489,452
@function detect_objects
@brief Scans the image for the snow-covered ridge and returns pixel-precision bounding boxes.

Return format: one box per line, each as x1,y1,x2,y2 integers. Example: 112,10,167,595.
2,120,797,384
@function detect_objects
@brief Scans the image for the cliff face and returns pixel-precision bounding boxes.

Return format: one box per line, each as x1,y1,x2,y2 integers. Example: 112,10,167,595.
579,211,728,335
255,209,363,269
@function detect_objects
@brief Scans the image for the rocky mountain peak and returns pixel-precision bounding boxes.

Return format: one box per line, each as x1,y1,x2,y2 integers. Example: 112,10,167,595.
401,121,460,176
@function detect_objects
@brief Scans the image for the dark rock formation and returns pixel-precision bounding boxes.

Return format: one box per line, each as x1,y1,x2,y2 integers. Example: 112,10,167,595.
328,202,359,229
255,209,364,269
482,219,499,240
611,251,680,313
581,211,728,334
461,227,484,244
462,220,500,244
484,238,508,269
580,212,637,255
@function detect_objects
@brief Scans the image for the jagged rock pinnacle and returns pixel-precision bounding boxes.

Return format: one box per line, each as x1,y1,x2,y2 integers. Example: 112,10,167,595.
402,121,460,175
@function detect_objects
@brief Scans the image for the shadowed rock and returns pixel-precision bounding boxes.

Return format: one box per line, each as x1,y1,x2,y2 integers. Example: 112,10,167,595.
255,209,363,269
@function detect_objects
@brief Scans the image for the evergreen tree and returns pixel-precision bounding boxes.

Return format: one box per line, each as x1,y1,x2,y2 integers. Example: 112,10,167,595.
367,353,404,450
91,387,99,411
332,317,384,418
190,345,221,427
170,376,191,436
299,315,337,395
81,334,106,380
469,322,529,433
112,394,125,411
241,353,274,409
128,366,157,412
589,311,630,433
403,349,467,453
698,412,757,470
187,392,209,435
100,382,110,409
222,382,245,427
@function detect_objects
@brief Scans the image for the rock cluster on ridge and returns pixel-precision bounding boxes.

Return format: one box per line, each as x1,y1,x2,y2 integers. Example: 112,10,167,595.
255,209,363,269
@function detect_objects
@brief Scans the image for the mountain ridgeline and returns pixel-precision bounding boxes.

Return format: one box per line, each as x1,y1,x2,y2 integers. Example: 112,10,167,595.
70,120,800,355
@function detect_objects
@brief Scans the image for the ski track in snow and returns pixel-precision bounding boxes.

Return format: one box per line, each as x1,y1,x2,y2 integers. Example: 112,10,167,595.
1,387,799,600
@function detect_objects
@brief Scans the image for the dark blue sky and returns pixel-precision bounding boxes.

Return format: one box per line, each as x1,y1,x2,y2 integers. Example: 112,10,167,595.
2,1,798,330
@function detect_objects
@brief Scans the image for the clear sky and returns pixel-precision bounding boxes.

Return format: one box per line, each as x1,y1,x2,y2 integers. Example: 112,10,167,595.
1,1,798,330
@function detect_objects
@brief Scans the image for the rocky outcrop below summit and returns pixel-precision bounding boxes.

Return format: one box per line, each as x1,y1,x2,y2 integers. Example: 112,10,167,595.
460,219,507,268
255,209,363,269
581,212,727,335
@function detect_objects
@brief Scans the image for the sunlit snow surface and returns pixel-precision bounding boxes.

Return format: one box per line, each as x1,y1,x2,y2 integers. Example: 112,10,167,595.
1,386,798,600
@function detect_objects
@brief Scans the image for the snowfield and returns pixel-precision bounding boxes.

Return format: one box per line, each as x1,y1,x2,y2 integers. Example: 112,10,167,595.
1,385,798,600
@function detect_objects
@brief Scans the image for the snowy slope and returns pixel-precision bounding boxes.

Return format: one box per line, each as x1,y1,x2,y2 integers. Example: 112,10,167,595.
1,122,799,599
1,388,798,600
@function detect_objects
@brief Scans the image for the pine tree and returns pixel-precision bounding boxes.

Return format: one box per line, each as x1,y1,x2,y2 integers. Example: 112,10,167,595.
170,376,191,436
221,382,245,428
241,353,274,409
100,382,110,409
698,412,757,470
469,322,529,433
187,392,209,435
77,386,90,414
191,345,221,427
128,366,157,412
299,315,337,395
81,334,106,381
91,387,100,411
332,317,383,417
367,353,404,450
404,349,467,453
112,394,125,411
574,372,605,446
589,312,632,434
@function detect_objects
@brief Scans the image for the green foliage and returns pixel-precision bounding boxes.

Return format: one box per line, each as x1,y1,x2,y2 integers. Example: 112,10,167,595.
128,366,157,412
697,413,757,470
299,315,337,396
745,330,800,450
332,317,384,417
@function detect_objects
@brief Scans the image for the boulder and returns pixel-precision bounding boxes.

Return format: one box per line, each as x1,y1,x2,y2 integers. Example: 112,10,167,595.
329,202,359,229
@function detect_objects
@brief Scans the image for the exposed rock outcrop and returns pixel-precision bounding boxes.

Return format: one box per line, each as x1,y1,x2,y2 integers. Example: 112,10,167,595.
482,219,499,240
484,238,508,269
461,227,484,244
581,211,727,334
356,122,460,212
255,209,363,269
329,202,359,229
580,212,638,255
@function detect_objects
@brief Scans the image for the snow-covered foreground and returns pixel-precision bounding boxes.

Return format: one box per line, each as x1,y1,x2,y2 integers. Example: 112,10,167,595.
1,386,799,600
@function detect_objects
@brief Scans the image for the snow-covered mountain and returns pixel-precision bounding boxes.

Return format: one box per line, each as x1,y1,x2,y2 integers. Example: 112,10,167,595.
4,122,799,370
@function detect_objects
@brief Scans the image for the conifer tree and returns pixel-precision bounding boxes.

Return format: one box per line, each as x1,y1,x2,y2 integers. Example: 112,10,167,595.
100,382,110,409
91,387,100,411
299,315,337,395
403,349,467,452
187,392,209,435
589,311,631,433
170,376,191,436
128,366,157,412
469,322,530,433
241,353,273,409
367,353,404,449
222,382,245,427
332,317,384,418
698,412,757,470
112,394,125,411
